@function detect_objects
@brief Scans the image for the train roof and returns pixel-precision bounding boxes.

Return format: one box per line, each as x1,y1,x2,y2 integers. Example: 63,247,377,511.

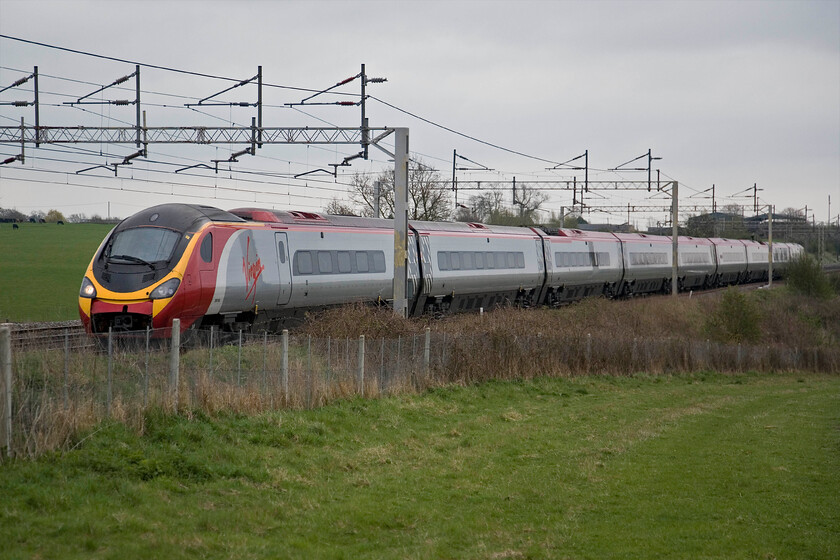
410,220,540,236
612,232,672,244
117,204,244,232
707,237,748,244
539,228,619,241
229,208,390,229
674,236,715,245
229,207,540,237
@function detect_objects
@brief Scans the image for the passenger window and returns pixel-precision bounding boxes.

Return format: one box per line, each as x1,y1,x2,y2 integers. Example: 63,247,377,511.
337,251,351,273
515,253,525,268
296,251,313,275
438,252,450,271
318,251,333,274
200,233,213,263
355,252,369,273
462,252,474,270
485,252,495,269
372,251,386,273
495,252,506,269
451,252,461,270
506,252,516,269
474,252,484,269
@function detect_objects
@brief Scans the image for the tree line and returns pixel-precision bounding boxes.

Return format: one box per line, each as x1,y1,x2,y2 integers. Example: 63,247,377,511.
0,208,118,224
324,160,584,228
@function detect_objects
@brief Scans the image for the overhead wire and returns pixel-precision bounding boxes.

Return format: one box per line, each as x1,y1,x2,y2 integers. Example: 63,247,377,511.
0,35,350,96
2,36,698,222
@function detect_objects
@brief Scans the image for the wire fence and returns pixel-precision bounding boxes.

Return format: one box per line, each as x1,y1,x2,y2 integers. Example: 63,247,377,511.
1,322,838,460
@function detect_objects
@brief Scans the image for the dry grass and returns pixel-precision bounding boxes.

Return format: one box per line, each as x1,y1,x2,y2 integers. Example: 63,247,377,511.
298,290,839,352
4,289,839,459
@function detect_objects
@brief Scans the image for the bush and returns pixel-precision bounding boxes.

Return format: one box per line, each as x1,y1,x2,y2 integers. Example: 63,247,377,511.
785,255,834,299
827,272,840,296
705,288,762,343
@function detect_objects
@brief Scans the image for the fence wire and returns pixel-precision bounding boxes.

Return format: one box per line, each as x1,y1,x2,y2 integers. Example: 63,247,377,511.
1,324,838,460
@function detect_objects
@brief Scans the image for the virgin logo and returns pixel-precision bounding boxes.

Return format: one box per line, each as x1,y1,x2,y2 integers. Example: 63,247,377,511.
242,236,265,302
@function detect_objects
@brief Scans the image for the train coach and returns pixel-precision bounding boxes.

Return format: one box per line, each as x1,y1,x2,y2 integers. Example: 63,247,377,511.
78,203,803,336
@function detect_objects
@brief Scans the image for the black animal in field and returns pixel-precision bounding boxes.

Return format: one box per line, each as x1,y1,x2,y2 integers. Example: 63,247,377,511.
12,223,19,230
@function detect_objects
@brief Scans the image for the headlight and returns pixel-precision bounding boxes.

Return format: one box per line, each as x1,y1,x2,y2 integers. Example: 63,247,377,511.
80,277,97,298
149,278,181,300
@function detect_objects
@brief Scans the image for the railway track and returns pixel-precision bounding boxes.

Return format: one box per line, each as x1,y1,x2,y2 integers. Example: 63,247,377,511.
3,320,88,350
824,263,840,274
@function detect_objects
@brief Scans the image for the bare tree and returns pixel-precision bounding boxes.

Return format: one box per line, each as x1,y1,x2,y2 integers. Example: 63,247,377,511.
779,207,805,219
0,207,26,222
513,183,549,223
349,159,452,221
544,210,584,229
454,184,549,225
324,198,358,216
454,188,507,223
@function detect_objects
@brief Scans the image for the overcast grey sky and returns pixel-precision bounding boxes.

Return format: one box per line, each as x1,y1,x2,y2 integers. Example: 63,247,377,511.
1,0,838,227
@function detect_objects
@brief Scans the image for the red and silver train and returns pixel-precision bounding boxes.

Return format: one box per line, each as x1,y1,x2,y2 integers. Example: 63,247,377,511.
78,203,803,335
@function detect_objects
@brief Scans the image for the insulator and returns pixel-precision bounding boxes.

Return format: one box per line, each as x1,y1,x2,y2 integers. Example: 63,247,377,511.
114,75,130,85
113,100,130,105
2,156,17,165
11,76,30,87
13,101,29,107
337,101,356,106
238,102,250,107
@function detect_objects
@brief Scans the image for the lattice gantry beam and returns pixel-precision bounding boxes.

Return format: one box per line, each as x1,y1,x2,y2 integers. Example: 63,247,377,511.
448,180,677,191
0,126,387,145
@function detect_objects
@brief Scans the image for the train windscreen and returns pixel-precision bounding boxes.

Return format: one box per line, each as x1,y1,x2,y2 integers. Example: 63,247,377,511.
106,227,181,264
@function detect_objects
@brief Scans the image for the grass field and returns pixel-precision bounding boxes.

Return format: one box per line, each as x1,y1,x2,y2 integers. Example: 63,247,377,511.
1,372,837,559
0,222,113,322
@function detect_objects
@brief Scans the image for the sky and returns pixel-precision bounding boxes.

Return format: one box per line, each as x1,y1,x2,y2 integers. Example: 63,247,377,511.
0,0,838,229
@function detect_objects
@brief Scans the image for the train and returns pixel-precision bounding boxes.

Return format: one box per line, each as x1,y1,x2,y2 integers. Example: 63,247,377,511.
78,203,804,335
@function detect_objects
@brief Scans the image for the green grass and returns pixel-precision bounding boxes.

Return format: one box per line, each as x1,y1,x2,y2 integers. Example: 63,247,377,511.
0,222,112,322
1,372,837,559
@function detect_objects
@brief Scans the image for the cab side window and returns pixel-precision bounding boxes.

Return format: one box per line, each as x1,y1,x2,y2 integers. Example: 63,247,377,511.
200,233,213,263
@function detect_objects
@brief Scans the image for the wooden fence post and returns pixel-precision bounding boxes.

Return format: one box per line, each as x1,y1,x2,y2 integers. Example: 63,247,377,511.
282,329,289,404
0,325,12,457
357,335,365,396
423,328,431,382
170,319,180,410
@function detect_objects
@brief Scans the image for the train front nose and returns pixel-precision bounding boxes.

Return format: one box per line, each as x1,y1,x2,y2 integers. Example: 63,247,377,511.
89,300,155,333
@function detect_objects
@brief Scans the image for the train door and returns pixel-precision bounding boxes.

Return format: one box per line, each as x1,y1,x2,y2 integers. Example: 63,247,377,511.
198,230,217,308
406,231,420,314
275,232,292,305
411,233,433,316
